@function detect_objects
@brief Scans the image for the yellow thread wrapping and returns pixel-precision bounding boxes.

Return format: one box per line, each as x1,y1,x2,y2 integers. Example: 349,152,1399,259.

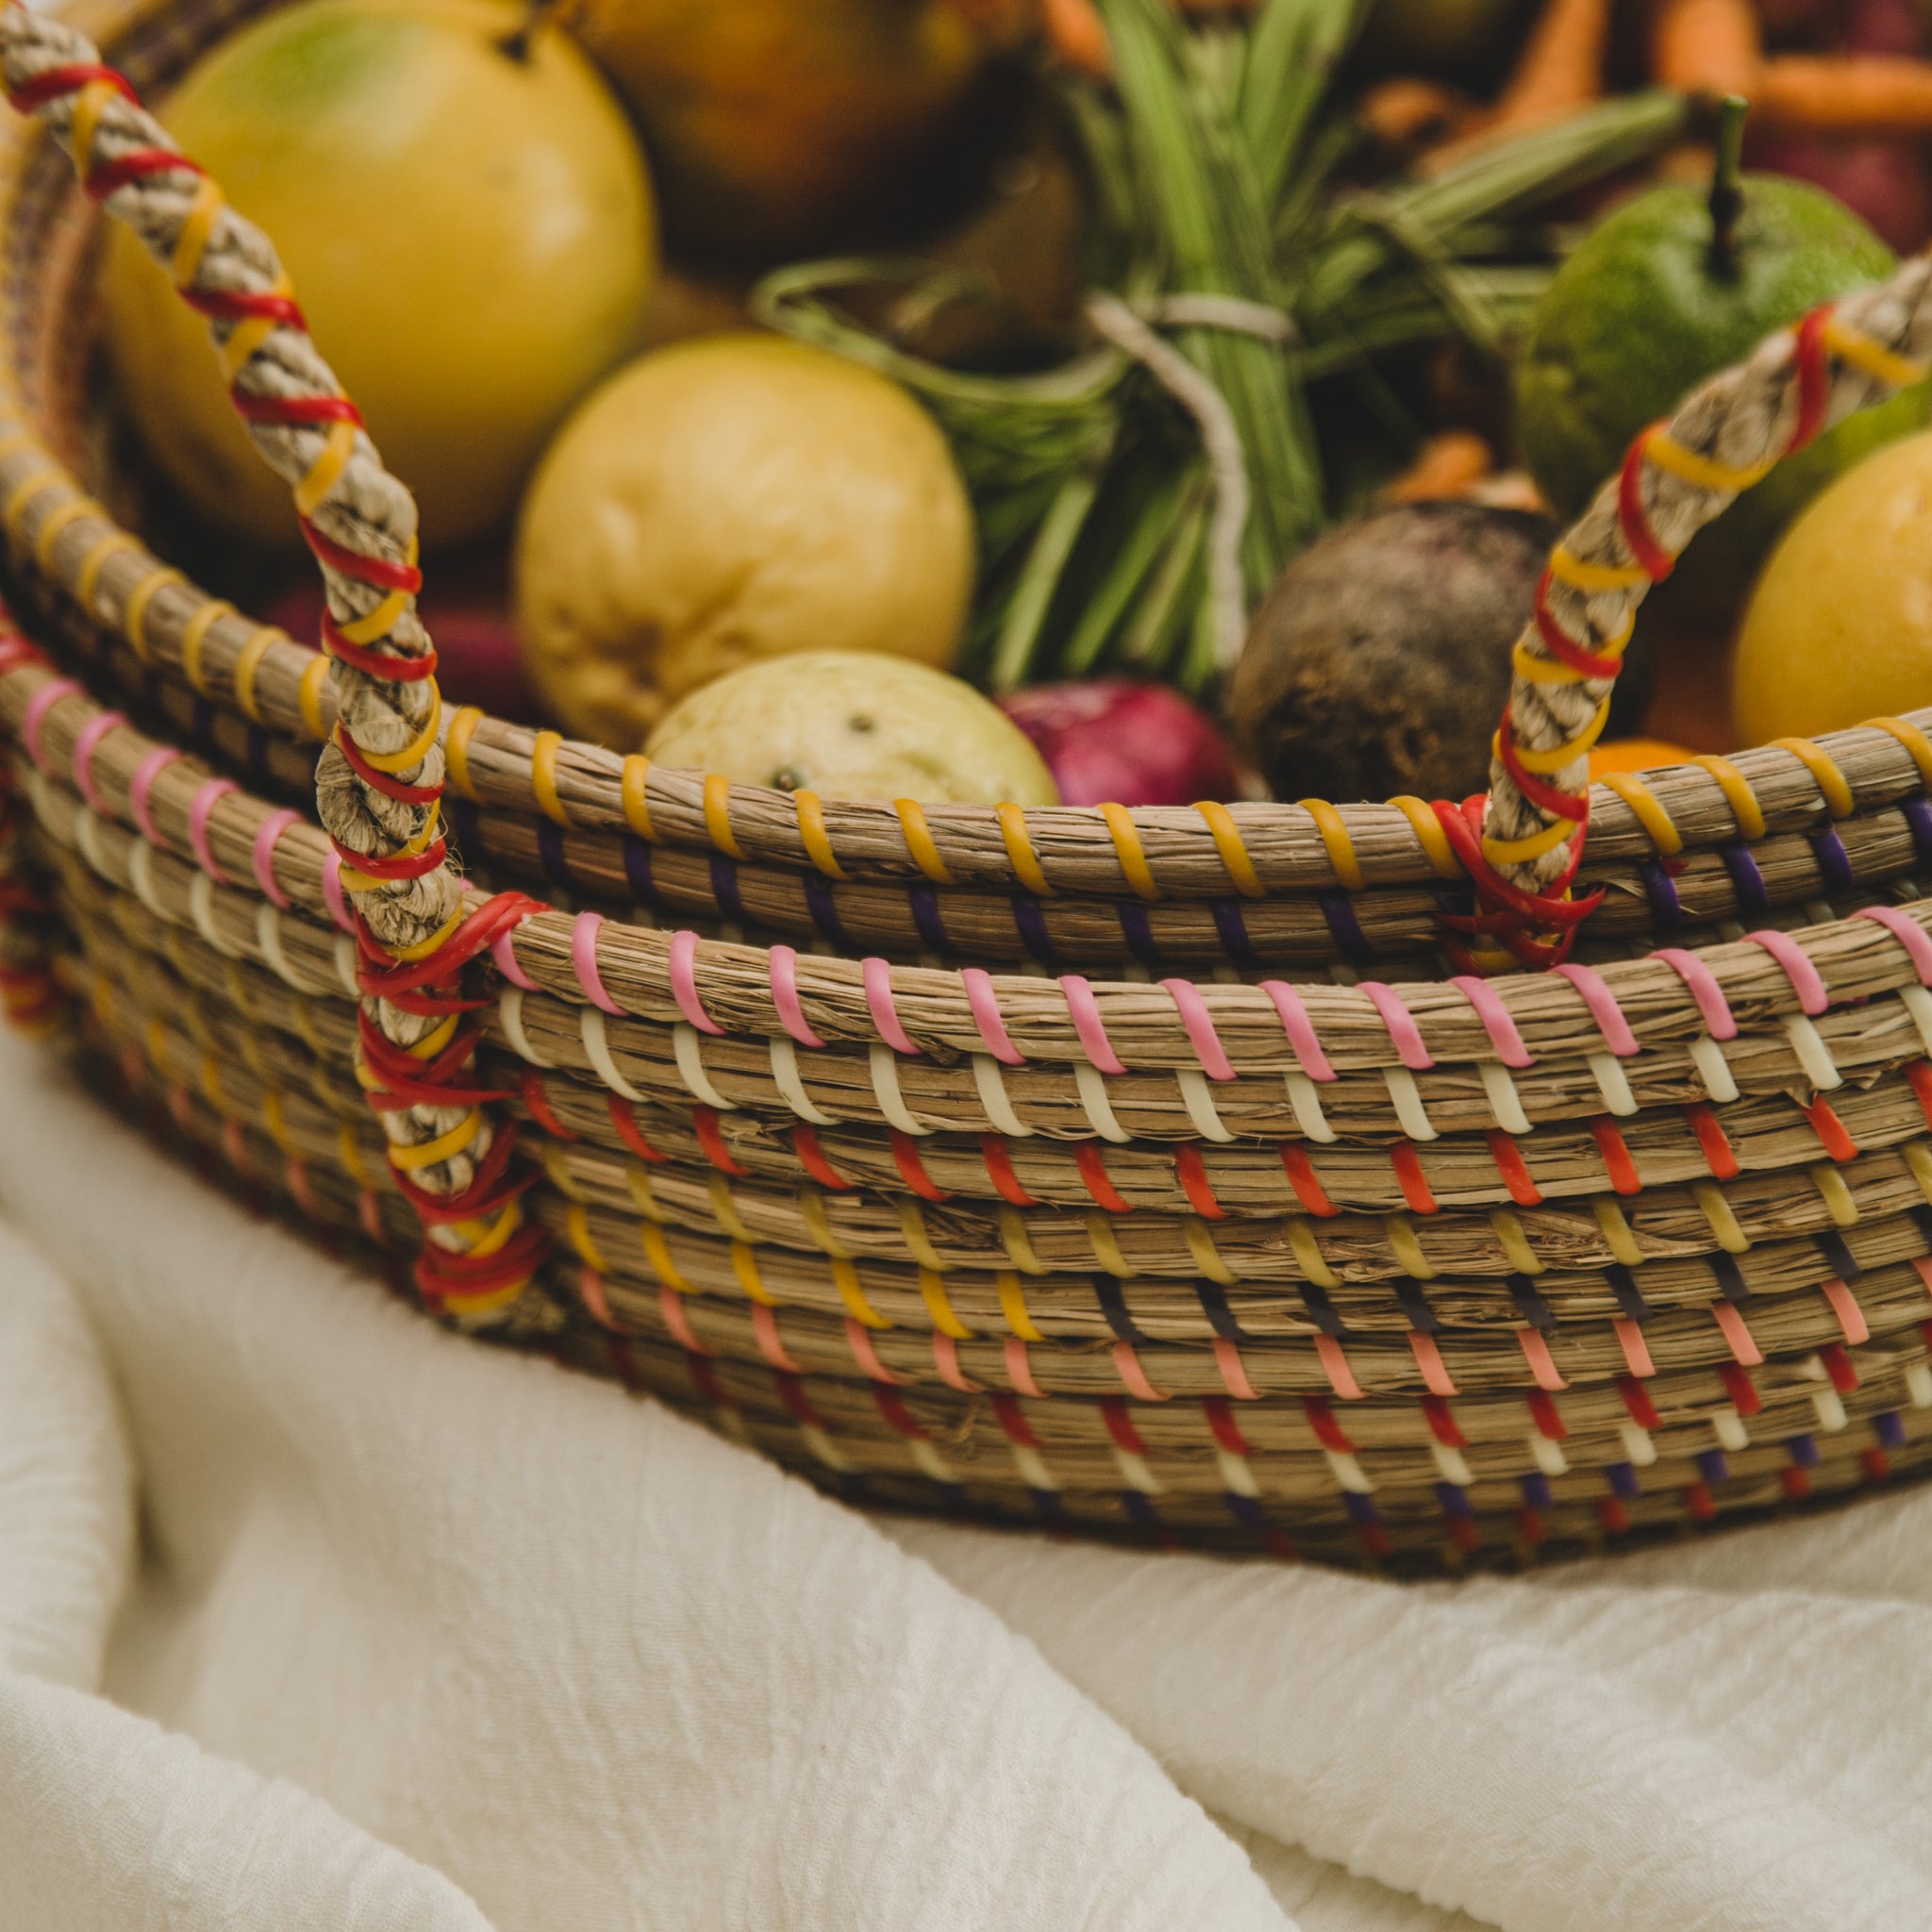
1770,735,1855,820
457,1201,522,1262
703,772,742,858
1085,1213,1132,1277
796,1188,851,1259
625,1166,662,1222
1299,797,1366,891
297,653,331,741
387,1109,480,1172
124,566,184,660
32,493,97,574
1490,1208,1543,1275
537,1139,581,1201
996,803,1053,896
444,706,483,799
261,1087,290,1154
894,1198,947,1273
1691,754,1767,841
68,78,116,182
1183,1217,1236,1285
1099,802,1161,901
1388,794,1462,879
1593,1198,1644,1268
620,756,654,839
564,1203,608,1272
1598,772,1683,856
375,902,461,961
996,1270,1044,1341
336,588,408,647
198,1053,224,1111
531,729,569,825
1287,1217,1341,1290
919,1268,973,1340
1383,1214,1437,1280
75,530,138,609
732,1241,780,1307
1811,1164,1859,1227
1499,699,1608,774
178,599,235,693
218,273,295,382
1481,814,1576,866
229,626,280,724
891,797,949,884
1867,715,1932,788
3,468,59,541
1548,545,1646,593
341,689,440,774
293,419,357,518
996,1204,1045,1274
641,1221,689,1291
793,791,848,878
1823,316,1929,391
706,1174,756,1243
832,1257,890,1328
1643,427,1773,494
1693,1183,1750,1253
1194,800,1262,896
170,175,225,285
1903,1140,1932,1207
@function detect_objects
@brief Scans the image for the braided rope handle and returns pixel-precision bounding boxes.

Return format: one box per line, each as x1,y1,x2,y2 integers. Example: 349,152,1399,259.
0,6,547,1319
1479,255,1932,966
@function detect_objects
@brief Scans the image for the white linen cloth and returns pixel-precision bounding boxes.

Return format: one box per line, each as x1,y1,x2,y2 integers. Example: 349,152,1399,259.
1,1022,1928,1932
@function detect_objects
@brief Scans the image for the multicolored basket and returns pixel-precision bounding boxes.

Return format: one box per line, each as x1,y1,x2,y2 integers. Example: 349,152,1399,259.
8,0,1932,1572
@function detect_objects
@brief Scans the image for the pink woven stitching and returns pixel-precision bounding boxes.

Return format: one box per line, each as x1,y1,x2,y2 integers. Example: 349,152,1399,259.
1212,1337,1258,1401
1653,946,1738,1041
1743,927,1830,1016
1259,979,1336,1082
1517,1328,1569,1392
488,923,540,991
1408,1330,1457,1397
1857,905,1932,985
667,928,724,1035
570,909,625,1016
1553,960,1641,1057
768,943,825,1048
931,1331,980,1393
845,1318,910,1386
1358,981,1433,1070
576,1265,615,1329
1004,1335,1043,1398
658,1282,708,1354
69,709,122,812
863,956,917,1055
128,746,182,849
1311,1333,1361,1400
186,778,238,882
1449,974,1534,1067
1111,1341,1168,1402
1058,974,1126,1075
19,676,77,766
961,966,1024,1065
749,1302,799,1374
1613,1317,1656,1379
320,847,354,932
1161,976,1235,1081
249,808,298,908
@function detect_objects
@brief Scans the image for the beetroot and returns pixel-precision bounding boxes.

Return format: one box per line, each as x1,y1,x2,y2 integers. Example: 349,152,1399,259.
999,680,1242,808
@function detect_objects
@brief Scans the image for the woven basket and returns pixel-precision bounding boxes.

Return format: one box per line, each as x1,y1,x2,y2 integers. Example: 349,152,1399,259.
9,0,1932,1573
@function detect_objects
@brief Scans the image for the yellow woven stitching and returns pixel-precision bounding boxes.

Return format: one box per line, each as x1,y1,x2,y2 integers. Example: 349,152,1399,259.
75,529,137,609
530,729,569,824
1549,545,1646,593
1287,1217,1341,1289
1643,426,1773,494
1867,715,1932,787
1593,1199,1644,1267
293,419,356,519
1388,793,1461,878
1298,797,1366,890
1085,1213,1132,1276
919,1267,972,1340
706,1173,756,1243
891,797,948,884
1598,771,1683,856
170,175,225,285
832,1257,890,1328
341,690,440,774
1500,700,1609,774
375,902,461,960
1691,754,1768,841
1194,800,1261,896
1693,1183,1750,1252
996,1269,1044,1341
1903,1141,1932,1207
1183,1216,1235,1284
1823,315,1929,391
124,565,184,660
996,803,1052,896
787,791,846,878
31,493,96,574
443,706,483,799
261,1086,290,1154
702,772,742,858
732,1241,779,1307
1490,1208,1542,1274
178,599,234,692
409,1012,460,1060
1511,610,1632,688
457,1200,521,1261
69,78,116,182
336,585,410,646
1482,814,1576,866
641,1222,689,1290
388,1108,480,1172
197,1053,223,1111
563,1202,607,1270
339,799,444,891
1770,736,1855,820
894,1198,946,1273
996,1203,1045,1274
1383,1214,1437,1279
229,626,280,724
620,755,653,838
626,1173,659,1226
1099,802,1160,901
1811,1164,1859,1227
796,1187,850,1258
297,653,331,741
3,468,60,542
219,272,294,382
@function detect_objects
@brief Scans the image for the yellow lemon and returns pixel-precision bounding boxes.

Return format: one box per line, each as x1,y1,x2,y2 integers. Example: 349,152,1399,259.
514,332,974,749
99,0,654,549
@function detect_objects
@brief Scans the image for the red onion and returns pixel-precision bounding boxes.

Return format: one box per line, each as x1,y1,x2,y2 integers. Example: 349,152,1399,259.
1000,679,1242,808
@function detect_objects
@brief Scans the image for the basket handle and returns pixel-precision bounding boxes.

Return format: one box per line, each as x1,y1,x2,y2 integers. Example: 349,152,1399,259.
1477,258,1932,966
0,7,547,1318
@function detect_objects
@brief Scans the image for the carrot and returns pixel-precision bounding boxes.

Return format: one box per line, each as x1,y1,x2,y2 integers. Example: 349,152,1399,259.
1649,0,1763,99
1491,0,1610,129
1757,54,1932,135
1037,0,1112,75
1385,430,1494,505
1359,76,1472,148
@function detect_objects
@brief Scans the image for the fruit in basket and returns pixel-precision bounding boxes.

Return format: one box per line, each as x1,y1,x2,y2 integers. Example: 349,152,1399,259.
1589,737,1692,776
1514,154,1928,627
565,0,1029,265
999,680,1241,807
644,650,1057,804
1229,502,1652,804
1731,428,1932,741
97,0,654,549
514,332,974,747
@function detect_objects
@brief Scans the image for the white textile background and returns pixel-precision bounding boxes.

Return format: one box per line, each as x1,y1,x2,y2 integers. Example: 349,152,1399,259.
0,1026,1926,1931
